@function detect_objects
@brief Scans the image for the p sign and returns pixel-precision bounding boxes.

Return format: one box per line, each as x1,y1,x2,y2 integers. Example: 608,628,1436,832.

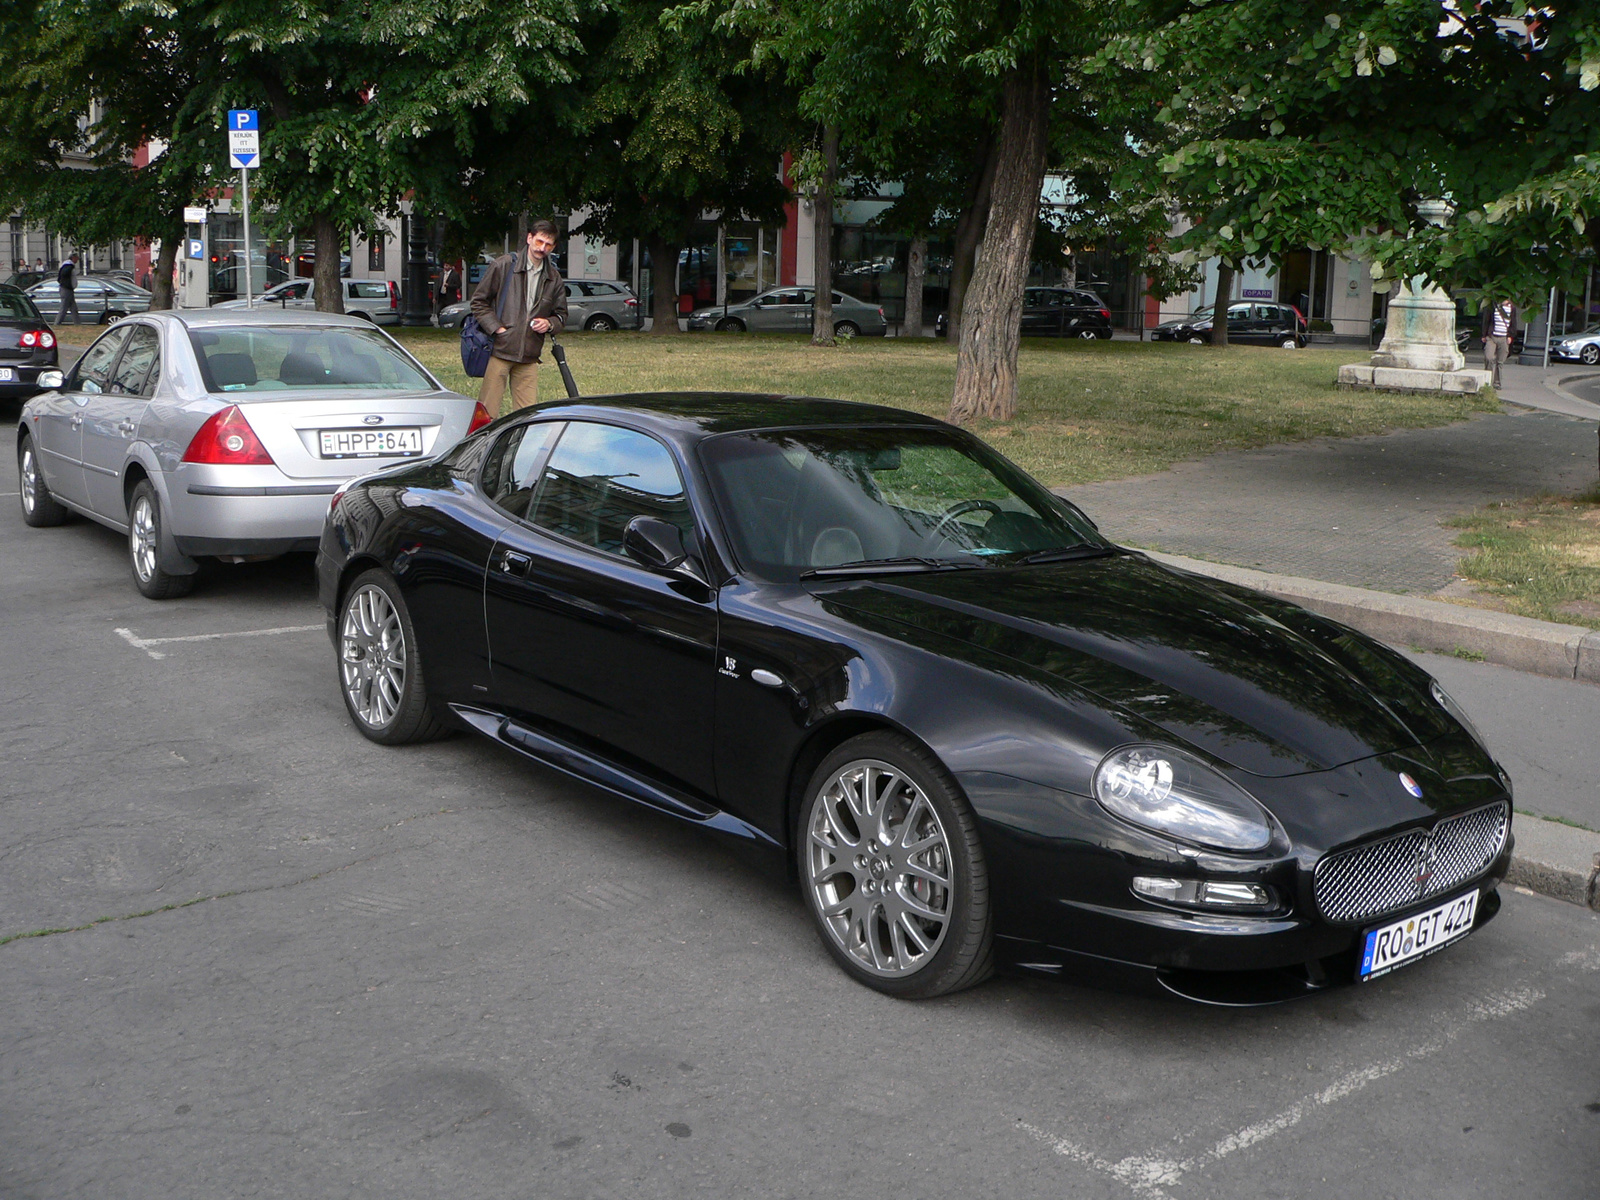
227,109,260,169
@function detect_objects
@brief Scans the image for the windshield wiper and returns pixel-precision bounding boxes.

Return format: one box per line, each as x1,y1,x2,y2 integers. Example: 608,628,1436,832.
800,556,990,579
1012,545,1117,566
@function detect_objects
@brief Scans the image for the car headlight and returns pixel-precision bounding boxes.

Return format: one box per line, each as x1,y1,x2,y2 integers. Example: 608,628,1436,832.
1093,744,1273,852
1430,679,1488,751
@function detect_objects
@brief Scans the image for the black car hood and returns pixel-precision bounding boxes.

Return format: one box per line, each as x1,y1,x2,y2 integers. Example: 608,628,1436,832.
816,553,1453,777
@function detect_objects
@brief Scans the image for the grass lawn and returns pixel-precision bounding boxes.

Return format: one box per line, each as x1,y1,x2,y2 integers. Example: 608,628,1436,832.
393,329,1499,489
1448,486,1600,629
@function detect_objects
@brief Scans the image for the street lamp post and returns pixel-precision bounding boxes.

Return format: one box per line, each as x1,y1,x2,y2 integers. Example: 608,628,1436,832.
401,214,432,327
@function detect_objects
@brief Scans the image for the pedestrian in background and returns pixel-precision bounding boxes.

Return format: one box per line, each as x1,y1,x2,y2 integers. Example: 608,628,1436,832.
57,253,80,324
440,261,460,308
1481,298,1519,388
469,220,566,416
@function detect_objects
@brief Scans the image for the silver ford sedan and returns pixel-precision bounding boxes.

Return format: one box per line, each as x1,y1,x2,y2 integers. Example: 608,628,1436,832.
16,309,488,598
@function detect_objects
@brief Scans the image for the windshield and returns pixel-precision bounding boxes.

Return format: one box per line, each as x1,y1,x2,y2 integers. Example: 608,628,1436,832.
0,293,43,322
187,325,437,393
699,426,1106,582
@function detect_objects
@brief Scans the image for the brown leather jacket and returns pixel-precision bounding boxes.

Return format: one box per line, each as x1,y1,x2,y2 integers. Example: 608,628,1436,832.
470,250,568,364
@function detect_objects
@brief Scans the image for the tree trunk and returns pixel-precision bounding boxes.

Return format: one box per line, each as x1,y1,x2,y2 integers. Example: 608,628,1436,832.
948,63,1049,425
149,226,180,310
811,124,839,345
647,234,679,334
313,214,344,313
945,138,999,344
902,237,926,337
1212,263,1234,347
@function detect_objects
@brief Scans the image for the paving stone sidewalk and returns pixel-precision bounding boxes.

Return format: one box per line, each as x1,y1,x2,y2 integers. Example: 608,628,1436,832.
1058,364,1600,596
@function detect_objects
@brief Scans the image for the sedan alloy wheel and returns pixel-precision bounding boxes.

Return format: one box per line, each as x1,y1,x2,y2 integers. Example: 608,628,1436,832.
1582,344,1599,365
127,480,194,599
17,435,69,527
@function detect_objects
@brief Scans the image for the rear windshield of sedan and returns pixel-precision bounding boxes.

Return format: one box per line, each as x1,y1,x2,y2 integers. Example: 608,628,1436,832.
187,326,436,393
699,426,1105,582
0,293,43,322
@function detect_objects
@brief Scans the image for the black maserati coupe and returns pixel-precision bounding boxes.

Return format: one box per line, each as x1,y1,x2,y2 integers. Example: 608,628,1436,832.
316,394,1513,1004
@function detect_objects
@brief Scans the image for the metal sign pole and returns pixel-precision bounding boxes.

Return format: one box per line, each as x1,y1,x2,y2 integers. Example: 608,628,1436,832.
241,166,253,309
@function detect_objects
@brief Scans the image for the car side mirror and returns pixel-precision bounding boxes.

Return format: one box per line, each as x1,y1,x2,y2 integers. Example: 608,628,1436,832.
623,516,687,572
36,369,65,390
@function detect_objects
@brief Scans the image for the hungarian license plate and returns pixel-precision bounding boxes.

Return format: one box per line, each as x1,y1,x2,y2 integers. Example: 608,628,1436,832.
318,427,422,459
0,368,14,381
1359,889,1479,982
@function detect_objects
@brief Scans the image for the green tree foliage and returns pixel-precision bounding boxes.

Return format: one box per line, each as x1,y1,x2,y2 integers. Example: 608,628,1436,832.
1122,1,1600,309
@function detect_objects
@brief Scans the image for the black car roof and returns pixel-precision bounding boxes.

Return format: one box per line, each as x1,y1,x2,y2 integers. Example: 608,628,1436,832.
516,392,948,441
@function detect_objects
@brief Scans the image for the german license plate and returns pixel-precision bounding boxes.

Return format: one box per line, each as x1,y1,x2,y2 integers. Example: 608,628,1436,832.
1359,889,1479,982
318,427,422,459
0,368,14,381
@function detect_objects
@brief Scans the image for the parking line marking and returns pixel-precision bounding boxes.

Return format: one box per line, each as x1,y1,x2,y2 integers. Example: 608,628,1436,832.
115,623,322,660
1019,984,1546,1198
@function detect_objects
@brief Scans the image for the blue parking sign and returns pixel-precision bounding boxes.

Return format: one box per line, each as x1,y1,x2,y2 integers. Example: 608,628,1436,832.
228,109,258,131
187,239,204,260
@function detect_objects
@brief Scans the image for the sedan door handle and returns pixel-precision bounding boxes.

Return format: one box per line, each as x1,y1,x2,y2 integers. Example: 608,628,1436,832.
68,415,82,429
117,420,137,435
496,550,532,577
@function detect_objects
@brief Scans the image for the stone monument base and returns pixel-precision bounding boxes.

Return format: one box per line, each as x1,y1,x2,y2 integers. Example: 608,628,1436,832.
1336,364,1493,394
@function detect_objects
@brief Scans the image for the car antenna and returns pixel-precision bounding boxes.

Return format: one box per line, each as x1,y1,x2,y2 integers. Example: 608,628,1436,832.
550,337,579,398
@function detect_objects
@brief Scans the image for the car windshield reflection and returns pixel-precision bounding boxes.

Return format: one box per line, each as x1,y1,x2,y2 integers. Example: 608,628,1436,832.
187,326,435,392
700,426,1106,582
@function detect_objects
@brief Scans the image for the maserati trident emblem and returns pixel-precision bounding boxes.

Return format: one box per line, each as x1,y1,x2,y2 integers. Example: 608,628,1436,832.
1398,771,1424,799
1412,838,1438,893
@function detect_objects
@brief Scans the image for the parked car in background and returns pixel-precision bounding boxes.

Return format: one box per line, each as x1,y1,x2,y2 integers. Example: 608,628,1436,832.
1548,326,1600,364
209,264,292,297
16,309,490,598
215,277,401,325
685,287,887,336
26,275,153,324
438,278,641,331
935,287,1114,340
4,270,48,291
1152,302,1307,347
0,289,59,401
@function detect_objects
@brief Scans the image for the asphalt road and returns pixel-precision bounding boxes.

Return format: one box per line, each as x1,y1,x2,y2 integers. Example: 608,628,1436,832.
3,405,1599,1200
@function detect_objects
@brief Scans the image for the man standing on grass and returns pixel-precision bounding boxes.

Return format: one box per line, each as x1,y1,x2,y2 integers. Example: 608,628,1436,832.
470,220,567,416
1481,298,1519,388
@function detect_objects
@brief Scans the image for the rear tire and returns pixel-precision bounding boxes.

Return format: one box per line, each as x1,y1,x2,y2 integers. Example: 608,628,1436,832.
128,480,194,599
585,314,618,332
338,569,450,744
1077,329,1097,339
17,433,69,527
798,732,993,999
833,320,860,338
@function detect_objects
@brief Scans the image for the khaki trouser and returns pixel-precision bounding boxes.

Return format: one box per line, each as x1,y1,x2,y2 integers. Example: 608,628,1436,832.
479,356,539,417
1483,335,1510,387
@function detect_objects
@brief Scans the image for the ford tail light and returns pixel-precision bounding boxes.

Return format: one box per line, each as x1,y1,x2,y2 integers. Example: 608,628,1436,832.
466,401,492,434
181,405,275,465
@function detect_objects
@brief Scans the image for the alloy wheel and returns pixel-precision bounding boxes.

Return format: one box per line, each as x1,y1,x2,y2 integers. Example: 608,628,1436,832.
20,445,38,516
129,493,158,583
805,759,953,978
1583,344,1599,365
340,584,407,729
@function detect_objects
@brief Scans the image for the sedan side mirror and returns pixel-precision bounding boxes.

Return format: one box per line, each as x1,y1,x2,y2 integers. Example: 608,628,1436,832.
36,369,65,390
623,516,688,572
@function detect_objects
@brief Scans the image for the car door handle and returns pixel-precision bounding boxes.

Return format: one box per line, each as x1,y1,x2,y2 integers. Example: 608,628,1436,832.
68,415,82,429
117,420,137,436
750,669,784,688
496,550,532,577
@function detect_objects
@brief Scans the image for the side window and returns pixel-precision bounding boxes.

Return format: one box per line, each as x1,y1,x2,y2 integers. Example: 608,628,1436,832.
528,422,691,556
482,422,562,519
110,325,161,395
589,283,618,296
287,281,311,300
1227,304,1251,321
565,282,580,298
73,326,132,394
351,281,389,299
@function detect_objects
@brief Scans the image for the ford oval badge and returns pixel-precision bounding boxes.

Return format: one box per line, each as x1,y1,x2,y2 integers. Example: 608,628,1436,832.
1398,771,1424,799
364,415,383,426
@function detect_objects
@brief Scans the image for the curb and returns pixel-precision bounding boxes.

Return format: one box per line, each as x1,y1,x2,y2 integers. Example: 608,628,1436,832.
1145,551,1600,687
1144,550,1600,911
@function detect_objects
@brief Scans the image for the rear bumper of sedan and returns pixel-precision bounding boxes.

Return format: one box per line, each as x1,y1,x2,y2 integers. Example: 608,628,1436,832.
165,463,343,556
0,359,59,396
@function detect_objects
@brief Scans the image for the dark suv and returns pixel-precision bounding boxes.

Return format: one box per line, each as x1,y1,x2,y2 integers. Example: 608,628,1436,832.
936,287,1113,339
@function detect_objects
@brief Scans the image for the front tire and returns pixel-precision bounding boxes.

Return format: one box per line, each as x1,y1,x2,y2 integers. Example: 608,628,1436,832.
1188,335,1206,345
1280,336,1300,349
799,732,993,998
715,317,745,333
18,433,70,527
128,480,194,599
585,313,618,332
1581,344,1599,365
338,569,449,744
